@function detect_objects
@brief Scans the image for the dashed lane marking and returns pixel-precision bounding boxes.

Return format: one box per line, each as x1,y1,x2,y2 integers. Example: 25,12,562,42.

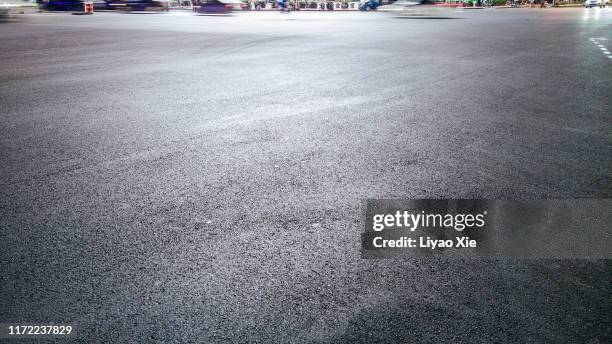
589,37,611,61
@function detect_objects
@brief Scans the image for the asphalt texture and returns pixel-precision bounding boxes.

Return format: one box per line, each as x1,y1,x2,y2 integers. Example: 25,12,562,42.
1,7,611,343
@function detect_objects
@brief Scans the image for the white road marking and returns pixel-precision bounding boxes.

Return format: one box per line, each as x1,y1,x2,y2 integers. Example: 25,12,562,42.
590,38,611,61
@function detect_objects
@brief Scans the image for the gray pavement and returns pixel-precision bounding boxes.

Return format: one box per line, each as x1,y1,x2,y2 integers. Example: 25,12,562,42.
1,8,611,343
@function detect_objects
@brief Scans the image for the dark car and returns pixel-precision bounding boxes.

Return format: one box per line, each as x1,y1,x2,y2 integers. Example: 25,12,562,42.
193,0,238,13
358,0,379,10
106,0,169,11
38,0,107,11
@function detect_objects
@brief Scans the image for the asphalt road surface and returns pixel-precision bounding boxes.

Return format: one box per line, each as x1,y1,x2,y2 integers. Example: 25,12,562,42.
1,7,611,343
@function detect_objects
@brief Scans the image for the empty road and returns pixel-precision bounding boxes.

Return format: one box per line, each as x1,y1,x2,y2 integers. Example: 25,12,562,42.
1,8,611,343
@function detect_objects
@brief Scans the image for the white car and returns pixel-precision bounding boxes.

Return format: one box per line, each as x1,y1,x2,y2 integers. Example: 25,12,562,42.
376,0,421,11
585,0,607,7
0,0,36,16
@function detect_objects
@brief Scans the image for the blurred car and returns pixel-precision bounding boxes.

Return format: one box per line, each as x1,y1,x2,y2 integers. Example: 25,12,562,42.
38,0,108,10
376,0,420,11
1,0,37,15
38,0,83,10
358,0,379,10
193,0,239,12
106,0,169,11
584,0,607,7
